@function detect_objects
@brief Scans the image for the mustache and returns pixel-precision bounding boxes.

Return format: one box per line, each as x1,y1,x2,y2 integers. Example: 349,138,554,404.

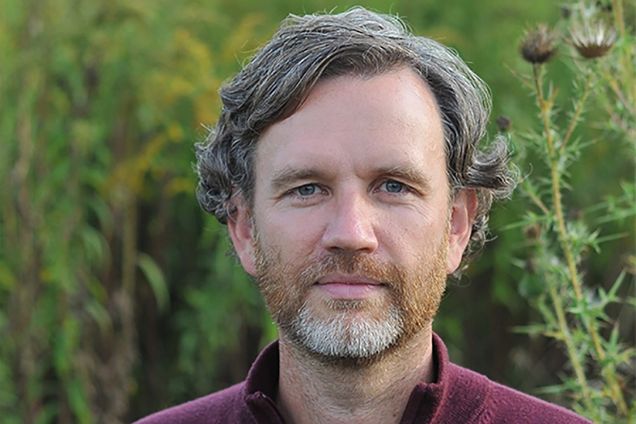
296,252,403,289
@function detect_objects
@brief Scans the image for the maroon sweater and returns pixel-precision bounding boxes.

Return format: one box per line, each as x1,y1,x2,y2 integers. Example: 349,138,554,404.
136,334,590,423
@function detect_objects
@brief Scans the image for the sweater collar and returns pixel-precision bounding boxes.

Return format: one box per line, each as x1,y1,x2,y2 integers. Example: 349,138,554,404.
399,332,451,422
243,333,453,423
244,339,281,400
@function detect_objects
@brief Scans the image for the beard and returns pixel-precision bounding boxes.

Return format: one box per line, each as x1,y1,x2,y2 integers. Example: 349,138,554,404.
254,234,449,364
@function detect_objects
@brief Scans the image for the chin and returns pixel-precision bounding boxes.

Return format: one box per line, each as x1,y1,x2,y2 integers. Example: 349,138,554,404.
282,301,405,365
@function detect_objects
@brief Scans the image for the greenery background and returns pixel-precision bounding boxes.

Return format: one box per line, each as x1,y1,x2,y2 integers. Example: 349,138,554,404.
0,0,633,422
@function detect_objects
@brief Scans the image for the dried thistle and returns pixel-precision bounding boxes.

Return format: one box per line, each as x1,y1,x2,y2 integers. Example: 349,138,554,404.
496,115,512,132
520,25,558,64
561,5,572,19
570,21,616,59
523,223,542,241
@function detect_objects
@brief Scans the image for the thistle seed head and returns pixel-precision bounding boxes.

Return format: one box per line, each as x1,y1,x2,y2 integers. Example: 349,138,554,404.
570,21,616,59
561,5,572,19
520,25,558,64
524,224,542,241
496,115,512,132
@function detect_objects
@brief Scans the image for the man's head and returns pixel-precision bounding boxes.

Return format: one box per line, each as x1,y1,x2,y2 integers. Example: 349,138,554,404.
196,8,515,361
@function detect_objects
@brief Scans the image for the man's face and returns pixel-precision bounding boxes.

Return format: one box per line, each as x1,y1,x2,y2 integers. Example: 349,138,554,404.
229,68,475,361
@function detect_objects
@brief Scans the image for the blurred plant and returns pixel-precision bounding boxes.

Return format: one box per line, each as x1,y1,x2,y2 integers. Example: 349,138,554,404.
511,0,635,421
1,0,631,422
0,0,267,422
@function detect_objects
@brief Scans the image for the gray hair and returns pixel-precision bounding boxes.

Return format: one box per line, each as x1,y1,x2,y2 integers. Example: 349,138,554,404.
196,7,516,268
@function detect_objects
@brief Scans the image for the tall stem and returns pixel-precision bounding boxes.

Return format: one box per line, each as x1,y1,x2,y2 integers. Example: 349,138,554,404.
547,284,594,413
532,65,584,302
610,0,635,116
611,0,625,38
532,64,628,415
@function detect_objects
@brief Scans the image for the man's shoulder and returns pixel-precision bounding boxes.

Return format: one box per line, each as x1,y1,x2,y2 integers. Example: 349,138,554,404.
485,378,591,423
134,381,249,424
447,363,591,423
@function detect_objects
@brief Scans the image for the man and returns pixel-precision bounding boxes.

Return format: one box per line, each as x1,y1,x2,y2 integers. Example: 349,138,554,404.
138,7,589,424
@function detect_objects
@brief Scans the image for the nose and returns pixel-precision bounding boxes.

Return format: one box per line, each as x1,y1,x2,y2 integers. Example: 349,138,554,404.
320,191,379,254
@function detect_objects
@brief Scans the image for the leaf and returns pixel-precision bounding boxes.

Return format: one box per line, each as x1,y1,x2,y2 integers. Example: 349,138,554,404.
137,253,169,311
535,383,569,396
606,271,627,301
66,377,91,424
33,403,59,424
512,323,548,336
80,225,106,266
86,300,112,334
0,261,16,291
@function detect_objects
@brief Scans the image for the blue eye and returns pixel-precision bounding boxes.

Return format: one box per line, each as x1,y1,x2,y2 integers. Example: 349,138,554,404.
383,180,405,193
296,184,318,196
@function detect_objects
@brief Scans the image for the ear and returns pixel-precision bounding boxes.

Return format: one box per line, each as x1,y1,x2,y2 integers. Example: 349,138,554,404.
227,195,257,276
446,189,478,274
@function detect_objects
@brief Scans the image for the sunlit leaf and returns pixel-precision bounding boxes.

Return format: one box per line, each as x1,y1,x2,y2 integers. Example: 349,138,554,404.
138,253,169,311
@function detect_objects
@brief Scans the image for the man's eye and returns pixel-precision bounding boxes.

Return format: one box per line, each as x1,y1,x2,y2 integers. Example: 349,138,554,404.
382,180,406,193
295,184,318,196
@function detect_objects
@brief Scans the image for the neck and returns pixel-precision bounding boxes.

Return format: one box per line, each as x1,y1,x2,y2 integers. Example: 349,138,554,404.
276,326,435,424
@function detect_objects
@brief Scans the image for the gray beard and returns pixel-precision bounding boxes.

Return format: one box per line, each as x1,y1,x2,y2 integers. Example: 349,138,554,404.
287,301,404,359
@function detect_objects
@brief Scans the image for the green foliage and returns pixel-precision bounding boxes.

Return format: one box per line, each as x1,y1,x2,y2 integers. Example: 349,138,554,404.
137,254,169,312
0,0,633,423
511,1,635,421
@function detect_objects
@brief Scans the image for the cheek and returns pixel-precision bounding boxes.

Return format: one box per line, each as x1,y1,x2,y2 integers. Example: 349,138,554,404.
383,205,446,241
257,211,325,258
382,210,449,265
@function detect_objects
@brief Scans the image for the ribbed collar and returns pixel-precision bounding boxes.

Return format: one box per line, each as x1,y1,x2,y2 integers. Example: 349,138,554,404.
242,333,458,424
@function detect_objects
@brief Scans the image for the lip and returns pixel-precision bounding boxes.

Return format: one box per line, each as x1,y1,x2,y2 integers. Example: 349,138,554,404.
316,273,383,286
315,274,385,299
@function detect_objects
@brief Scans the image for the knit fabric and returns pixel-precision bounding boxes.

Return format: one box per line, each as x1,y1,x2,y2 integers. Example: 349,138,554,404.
136,334,590,423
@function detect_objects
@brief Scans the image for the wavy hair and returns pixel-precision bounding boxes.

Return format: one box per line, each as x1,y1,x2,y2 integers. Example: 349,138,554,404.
195,7,516,268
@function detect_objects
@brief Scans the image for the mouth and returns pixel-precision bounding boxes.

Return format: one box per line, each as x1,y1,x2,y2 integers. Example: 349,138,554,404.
314,274,386,299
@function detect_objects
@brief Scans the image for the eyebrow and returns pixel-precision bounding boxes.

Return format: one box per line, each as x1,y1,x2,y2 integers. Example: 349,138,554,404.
270,167,331,193
376,165,432,193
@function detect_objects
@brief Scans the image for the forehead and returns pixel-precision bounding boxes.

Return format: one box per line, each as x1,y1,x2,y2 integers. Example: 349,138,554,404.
254,68,446,182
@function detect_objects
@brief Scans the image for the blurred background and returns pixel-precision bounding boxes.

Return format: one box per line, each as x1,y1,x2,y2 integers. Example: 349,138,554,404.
1,0,633,422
